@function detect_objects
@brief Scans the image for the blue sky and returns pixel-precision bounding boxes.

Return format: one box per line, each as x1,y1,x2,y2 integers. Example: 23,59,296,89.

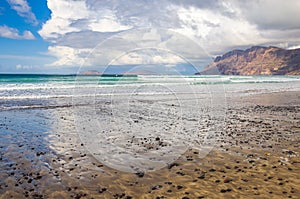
1,0,300,74
0,0,55,73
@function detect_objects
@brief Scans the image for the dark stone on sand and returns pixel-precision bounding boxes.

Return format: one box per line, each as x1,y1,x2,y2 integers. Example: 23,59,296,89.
209,168,216,172
220,188,232,193
197,174,205,179
98,187,107,193
283,150,296,155
168,162,179,169
135,172,144,178
177,185,183,190
223,178,232,183
176,171,185,176
151,185,162,190
36,152,46,156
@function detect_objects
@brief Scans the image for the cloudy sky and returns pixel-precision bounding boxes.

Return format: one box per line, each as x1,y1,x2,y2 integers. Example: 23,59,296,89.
1,0,300,74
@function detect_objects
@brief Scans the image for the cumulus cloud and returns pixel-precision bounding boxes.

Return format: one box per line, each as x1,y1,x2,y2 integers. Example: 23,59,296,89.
39,0,300,68
6,0,38,25
16,64,32,70
172,4,264,54
44,28,208,69
38,0,131,41
46,45,92,67
111,49,185,65
0,25,35,39
233,0,300,30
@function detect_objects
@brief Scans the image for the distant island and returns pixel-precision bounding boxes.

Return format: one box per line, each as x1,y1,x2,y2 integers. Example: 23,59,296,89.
198,46,300,75
79,70,102,75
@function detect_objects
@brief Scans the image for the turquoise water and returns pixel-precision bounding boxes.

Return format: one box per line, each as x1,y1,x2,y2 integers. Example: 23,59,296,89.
0,74,299,84
0,74,299,110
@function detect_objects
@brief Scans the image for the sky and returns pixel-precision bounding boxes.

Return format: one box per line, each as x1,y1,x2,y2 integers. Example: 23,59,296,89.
1,0,300,74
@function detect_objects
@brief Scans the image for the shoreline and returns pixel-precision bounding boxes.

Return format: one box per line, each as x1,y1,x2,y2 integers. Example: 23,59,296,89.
0,91,299,198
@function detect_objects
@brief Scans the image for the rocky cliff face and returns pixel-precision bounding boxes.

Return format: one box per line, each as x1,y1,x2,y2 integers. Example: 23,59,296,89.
200,46,300,75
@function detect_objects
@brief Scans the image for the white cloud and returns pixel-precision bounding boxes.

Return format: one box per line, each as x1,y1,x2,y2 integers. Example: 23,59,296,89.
87,8,132,32
16,64,32,70
7,0,38,25
38,0,89,40
50,28,208,68
173,5,265,54
232,0,300,30
38,0,131,40
112,50,184,65
46,45,92,67
39,0,300,68
0,25,35,39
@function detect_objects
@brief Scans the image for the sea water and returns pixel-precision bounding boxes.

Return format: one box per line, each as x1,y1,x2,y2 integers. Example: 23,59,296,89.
0,75,299,107
0,74,300,172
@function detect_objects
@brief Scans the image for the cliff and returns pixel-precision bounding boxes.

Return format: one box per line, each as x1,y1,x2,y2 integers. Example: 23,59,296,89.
200,46,300,75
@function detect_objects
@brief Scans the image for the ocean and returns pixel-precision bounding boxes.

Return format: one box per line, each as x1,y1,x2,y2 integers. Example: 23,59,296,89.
1,74,300,108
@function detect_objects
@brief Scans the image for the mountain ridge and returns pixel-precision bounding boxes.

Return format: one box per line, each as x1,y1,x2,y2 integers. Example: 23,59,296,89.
199,46,300,75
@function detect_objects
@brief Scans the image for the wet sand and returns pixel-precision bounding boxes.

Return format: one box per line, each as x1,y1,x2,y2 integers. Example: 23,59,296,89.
0,91,299,198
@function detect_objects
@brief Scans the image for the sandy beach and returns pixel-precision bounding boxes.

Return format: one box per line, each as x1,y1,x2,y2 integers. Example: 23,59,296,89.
0,89,299,199
1,0,300,198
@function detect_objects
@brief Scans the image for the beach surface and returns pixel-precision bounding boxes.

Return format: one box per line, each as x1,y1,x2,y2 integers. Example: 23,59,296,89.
0,76,299,198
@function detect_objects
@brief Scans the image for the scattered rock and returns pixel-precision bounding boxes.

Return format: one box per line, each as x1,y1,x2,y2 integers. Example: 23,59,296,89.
98,187,107,193
135,172,144,178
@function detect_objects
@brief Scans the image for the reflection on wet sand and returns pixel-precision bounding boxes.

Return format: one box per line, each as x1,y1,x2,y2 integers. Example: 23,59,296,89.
0,91,299,198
